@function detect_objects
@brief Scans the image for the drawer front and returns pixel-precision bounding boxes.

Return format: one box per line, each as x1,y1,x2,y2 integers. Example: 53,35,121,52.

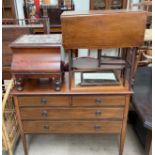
20,107,124,120
22,121,122,134
72,95,125,107
18,96,70,107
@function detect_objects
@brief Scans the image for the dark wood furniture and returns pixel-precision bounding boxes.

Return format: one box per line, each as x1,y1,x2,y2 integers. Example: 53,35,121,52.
10,34,62,91
2,25,30,80
12,74,131,155
132,66,152,155
90,0,128,10
40,0,74,33
11,10,147,155
2,18,50,80
2,0,16,19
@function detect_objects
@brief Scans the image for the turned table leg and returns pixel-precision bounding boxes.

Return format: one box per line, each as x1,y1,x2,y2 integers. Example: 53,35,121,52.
16,78,24,91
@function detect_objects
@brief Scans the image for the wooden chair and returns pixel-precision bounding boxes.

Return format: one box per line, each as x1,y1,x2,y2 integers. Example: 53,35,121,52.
2,79,18,155
129,0,152,80
129,0,152,28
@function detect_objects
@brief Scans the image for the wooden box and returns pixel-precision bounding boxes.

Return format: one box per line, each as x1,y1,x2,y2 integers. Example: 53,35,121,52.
11,34,63,91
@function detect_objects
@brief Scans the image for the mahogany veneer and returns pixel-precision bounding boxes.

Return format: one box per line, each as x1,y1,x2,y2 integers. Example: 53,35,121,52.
11,34,63,91
12,75,131,155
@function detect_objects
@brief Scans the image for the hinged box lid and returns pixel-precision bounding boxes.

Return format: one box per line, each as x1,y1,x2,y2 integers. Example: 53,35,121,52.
10,34,62,48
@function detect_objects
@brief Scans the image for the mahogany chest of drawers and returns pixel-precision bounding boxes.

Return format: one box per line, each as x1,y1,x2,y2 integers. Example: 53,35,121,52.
12,77,131,155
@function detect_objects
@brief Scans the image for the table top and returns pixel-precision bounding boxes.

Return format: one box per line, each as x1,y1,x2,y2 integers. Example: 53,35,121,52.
132,67,152,130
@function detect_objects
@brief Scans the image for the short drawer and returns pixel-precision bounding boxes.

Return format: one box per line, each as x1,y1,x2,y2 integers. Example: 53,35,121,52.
18,96,70,107
20,107,124,120
72,95,125,107
22,121,122,134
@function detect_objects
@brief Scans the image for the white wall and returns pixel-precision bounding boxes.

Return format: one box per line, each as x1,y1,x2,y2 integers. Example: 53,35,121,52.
73,0,90,11
15,0,25,19
73,0,90,57
127,0,141,10
50,0,58,5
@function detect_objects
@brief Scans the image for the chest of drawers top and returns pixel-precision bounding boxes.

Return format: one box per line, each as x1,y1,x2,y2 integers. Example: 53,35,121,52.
11,73,132,96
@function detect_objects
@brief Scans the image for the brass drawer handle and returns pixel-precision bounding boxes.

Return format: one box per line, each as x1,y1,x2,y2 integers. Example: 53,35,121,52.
43,124,49,129
41,98,47,105
95,125,101,130
42,110,48,117
95,98,102,105
95,110,102,116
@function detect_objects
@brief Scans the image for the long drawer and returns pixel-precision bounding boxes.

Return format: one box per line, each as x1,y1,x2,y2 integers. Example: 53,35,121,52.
22,121,122,134
18,96,70,107
72,95,125,106
20,107,124,120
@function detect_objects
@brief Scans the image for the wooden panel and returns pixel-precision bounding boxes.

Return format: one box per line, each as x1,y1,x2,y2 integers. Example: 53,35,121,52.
2,0,16,18
2,27,30,41
18,96,70,107
20,107,124,120
2,66,11,79
2,52,12,66
22,120,122,133
11,48,61,73
72,95,125,106
61,10,147,49
2,27,30,80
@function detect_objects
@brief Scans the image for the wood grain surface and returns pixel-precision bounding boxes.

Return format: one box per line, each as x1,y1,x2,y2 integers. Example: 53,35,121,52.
22,120,122,134
11,48,61,73
72,95,125,106
20,107,124,120
61,10,147,49
18,96,70,107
